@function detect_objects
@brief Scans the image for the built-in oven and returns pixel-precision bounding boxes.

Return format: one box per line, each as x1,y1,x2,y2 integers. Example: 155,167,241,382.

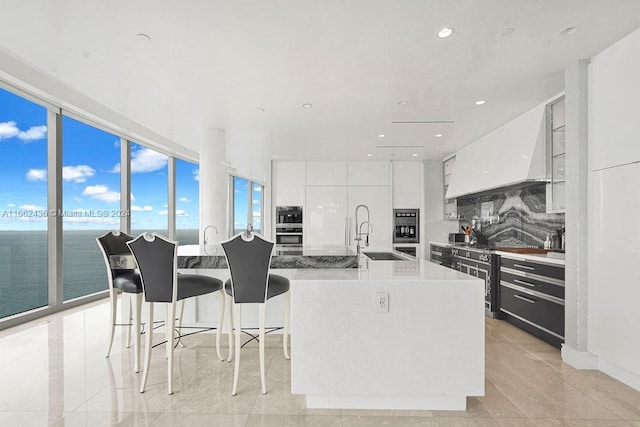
393,209,419,244
275,206,303,246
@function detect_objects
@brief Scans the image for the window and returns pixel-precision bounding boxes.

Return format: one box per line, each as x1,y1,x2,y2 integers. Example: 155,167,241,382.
175,159,199,245
130,143,168,237
231,176,264,235
62,115,121,301
0,87,49,318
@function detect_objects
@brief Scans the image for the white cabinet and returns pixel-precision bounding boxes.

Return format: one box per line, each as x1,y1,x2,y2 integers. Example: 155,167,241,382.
305,186,348,246
348,186,391,251
306,161,348,186
274,160,305,206
347,161,389,186
589,162,640,377
392,161,421,209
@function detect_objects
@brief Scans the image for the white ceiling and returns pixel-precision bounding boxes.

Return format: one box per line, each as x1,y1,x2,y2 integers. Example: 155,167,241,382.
1,0,640,161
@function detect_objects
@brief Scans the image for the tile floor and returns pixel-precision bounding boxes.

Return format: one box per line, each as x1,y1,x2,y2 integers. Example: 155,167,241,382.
1,300,640,426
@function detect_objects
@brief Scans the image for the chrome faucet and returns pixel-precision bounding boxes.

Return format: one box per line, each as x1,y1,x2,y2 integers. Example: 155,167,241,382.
203,225,218,254
354,204,372,255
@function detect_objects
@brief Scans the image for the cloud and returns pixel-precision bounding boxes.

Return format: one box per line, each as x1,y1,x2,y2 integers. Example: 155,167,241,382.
159,210,168,215
131,147,168,173
109,163,121,173
176,209,188,217
19,204,45,211
7,203,15,207
114,140,120,148
0,121,47,142
131,205,153,212
82,185,120,203
63,165,95,183
193,168,200,181
179,197,192,202
254,186,262,192
26,169,47,181
73,197,82,202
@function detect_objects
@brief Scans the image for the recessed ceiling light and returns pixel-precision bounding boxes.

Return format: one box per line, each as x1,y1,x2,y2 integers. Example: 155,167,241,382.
498,27,515,37
412,153,418,157
136,33,151,41
302,103,313,109
435,133,443,138
396,100,408,106
437,27,454,38
483,170,489,174
367,153,373,157
559,26,578,36
257,107,265,113
475,100,486,105
378,134,386,138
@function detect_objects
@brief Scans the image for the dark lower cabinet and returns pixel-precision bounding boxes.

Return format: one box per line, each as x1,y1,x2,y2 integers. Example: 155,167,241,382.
499,256,565,348
429,244,452,268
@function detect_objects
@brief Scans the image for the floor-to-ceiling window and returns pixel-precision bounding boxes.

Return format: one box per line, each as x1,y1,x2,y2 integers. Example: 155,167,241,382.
0,87,49,317
130,142,168,237
61,116,121,301
175,159,199,245
231,176,264,236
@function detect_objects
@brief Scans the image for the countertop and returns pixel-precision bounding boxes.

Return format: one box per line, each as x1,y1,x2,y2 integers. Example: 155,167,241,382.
429,241,566,266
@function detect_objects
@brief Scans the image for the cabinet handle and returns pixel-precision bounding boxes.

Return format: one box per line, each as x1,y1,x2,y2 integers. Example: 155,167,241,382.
513,263,535,271
514,294,536,304
514,279,535,288
433,251,443,256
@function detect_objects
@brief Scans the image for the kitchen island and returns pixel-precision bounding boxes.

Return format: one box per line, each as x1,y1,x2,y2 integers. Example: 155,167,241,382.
289,255,485,411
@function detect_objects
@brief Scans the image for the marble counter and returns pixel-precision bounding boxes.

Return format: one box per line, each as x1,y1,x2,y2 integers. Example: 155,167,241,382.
111,245,359,269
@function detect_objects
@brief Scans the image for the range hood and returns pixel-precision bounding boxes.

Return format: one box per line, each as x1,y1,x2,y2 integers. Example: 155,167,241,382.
445,103,547,200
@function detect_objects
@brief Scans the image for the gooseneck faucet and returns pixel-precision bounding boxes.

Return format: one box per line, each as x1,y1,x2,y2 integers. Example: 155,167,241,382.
354,204,372,256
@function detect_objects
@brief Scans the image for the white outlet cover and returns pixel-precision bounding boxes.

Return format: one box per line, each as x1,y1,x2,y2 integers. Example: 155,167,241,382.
375,292,389,313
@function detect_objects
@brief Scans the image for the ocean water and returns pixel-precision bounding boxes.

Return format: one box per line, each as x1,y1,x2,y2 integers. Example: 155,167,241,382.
0,229,198,319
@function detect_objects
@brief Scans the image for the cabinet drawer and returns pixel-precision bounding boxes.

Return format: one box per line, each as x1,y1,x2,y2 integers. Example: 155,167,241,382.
500,284,564,338
430,253,452,267
500,270,564,300
500,257,564,281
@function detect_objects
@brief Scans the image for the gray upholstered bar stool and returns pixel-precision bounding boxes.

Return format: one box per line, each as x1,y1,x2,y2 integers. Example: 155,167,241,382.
127,232,226,395
221,232,291,396
96,231,144,373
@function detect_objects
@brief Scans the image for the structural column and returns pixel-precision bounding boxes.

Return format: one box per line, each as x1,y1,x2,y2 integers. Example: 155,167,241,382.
199,128,228,248
562,60,596,368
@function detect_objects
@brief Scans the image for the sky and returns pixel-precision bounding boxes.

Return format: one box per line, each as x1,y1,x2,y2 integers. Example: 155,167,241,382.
0,87,200,231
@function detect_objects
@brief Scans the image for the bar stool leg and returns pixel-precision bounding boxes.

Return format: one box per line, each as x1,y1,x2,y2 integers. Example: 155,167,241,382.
140,303,154,393
106,288,118,358
132,293,143,373
283,291,291,360
259,303,267,394
232,304,242,396
215,290,225,361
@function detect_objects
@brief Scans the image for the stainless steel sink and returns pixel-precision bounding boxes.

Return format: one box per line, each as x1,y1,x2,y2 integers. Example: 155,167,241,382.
362,251,405,261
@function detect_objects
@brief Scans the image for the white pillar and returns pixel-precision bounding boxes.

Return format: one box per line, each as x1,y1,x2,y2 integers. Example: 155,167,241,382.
562,60,597,368
199,128,228,249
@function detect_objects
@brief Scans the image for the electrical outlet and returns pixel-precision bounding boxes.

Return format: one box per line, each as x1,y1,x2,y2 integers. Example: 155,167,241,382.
375,292,389,313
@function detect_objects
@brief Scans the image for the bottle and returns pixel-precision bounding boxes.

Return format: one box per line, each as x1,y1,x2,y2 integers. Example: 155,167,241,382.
543,234,551,250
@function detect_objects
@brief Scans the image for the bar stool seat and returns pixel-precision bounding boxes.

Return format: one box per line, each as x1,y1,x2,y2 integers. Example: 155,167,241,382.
224,273,289,300
113,271,142,294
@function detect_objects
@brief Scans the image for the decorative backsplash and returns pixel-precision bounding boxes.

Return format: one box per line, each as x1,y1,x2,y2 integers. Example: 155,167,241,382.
456,183,565,248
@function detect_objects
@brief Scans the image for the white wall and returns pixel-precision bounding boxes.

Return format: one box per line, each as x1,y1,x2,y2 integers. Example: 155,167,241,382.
588,26,640,391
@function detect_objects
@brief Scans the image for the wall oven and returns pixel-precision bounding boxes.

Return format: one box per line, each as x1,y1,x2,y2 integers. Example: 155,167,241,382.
275,206,303,246
393,209,419,244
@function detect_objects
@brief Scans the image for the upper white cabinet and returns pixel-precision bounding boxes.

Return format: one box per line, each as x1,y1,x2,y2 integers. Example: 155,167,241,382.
392,161,421,209
347,161,389,186
589,29,640,170
445,102,547,199
273,160,305,206
306,161,348,186
442,156,457,219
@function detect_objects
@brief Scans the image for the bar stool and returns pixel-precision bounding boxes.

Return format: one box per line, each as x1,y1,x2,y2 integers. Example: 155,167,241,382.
221,231,291,395
96,231,143,373
127,232,226,394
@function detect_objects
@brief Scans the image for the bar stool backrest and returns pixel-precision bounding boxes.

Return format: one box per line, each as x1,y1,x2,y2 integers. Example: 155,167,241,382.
127,233,177,303
221,233,274,304
96,231,135,286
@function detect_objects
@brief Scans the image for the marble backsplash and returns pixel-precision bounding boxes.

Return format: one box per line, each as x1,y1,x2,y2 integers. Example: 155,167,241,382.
457,183,565,248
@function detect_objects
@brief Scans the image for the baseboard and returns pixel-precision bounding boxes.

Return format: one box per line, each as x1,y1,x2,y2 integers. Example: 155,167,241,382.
561,344,599,369
598,358,640,392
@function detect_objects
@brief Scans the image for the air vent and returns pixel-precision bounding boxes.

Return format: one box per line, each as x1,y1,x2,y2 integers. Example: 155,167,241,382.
392,120,455,124
376,145,424,149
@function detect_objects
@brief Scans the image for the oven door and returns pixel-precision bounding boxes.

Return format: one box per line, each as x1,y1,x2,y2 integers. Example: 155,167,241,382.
276,234,303,246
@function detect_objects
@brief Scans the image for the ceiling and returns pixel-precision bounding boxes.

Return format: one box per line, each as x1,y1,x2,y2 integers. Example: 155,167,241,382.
1,0,640,161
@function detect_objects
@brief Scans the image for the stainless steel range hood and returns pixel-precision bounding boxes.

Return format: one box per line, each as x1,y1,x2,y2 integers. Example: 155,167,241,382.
445,102,548,200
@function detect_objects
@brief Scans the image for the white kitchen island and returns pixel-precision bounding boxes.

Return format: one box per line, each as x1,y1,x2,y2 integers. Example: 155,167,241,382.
290,255,485,411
